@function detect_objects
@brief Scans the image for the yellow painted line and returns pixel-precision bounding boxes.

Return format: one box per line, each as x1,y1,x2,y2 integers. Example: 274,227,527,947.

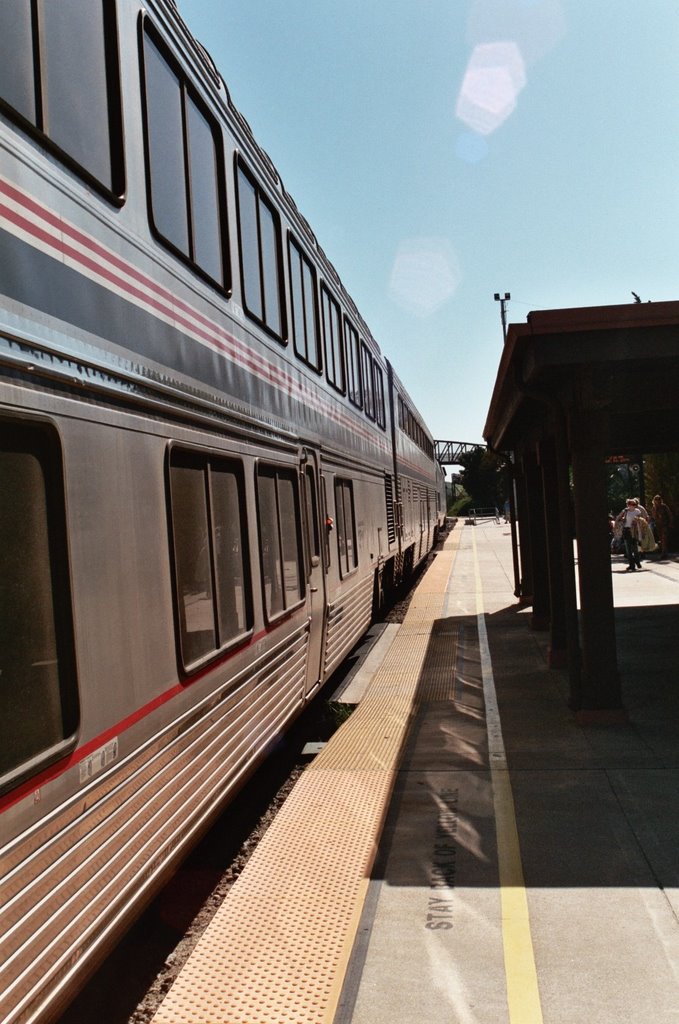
471,529,544,1024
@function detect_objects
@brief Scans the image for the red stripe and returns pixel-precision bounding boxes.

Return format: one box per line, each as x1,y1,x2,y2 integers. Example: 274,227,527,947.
2,178,215,332
0,620,284,815
0,180,389,452
0,683,179,815
0,185,427,819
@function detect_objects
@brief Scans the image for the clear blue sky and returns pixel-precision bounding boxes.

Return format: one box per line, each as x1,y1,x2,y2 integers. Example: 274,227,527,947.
179,0,679,444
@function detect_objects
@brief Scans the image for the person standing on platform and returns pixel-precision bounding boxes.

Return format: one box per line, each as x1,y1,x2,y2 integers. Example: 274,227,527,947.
633,497,650,518
637,513,657,556
651,493,673,558
633,498,656,559
619,498,645,571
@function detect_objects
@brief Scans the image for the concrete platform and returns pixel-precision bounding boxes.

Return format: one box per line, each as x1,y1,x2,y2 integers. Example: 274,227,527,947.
337,522,679,1024
152,522,679,1024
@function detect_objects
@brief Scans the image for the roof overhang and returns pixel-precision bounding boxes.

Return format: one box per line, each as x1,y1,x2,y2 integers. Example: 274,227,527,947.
484,300,679,455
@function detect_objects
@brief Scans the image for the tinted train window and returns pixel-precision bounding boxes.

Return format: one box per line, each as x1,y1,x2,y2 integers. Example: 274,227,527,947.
304,466,321,564
169,450,251,670
374,363,386,428
0,424,77,789
321,476,331,571
289,236,321,370
0,0,123,195
257,466,304,620
344,320,362,408
236,161,285,339
142,23,227,288
187,100,224,279
321,287,346,393
335,479,358,577
361,343,375,420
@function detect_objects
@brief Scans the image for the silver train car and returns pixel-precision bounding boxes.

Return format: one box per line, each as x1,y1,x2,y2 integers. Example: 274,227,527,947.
0,2,446,1021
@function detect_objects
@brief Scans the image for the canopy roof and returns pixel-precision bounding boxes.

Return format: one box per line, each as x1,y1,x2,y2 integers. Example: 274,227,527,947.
484,300,679,456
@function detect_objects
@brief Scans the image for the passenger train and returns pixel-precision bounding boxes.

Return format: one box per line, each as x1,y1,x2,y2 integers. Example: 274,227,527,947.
0,2,446,1020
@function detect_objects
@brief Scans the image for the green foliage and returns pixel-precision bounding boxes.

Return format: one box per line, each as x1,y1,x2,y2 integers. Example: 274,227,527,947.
644,454,679,513
457,447,505,509
446,479,467,514
325,700,355,728
608,455,679,519
607,466,631,512
450,495,473,517
607,461,643,512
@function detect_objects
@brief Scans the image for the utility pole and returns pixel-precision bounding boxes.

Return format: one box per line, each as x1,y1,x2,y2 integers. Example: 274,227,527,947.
494,291,511,343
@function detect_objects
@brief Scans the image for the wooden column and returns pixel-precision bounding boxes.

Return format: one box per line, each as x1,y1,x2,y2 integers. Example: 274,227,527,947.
539,435,568,667
514,451,533,603
524,446,550,630
506,459,522,599
570,417,626,720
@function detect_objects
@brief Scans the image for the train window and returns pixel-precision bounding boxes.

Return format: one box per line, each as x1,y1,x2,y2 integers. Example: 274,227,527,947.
261,207,283,335
321,476,331,571
0,423,78,790
334,479,358,577
186,96,224,282
361,343,375,420
321,287,346,393
288,236,321,370
374,363,386,428
257,465,304,620
0,0,123,196
142,23,228,289
0,4,35,122
304,465,321,565
236,160,285,340
144,41,188,254
344,320,363,408
238,174,263,319
169,450,251,670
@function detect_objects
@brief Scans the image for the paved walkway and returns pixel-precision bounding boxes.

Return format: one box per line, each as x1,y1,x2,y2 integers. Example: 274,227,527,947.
338,521,679,1024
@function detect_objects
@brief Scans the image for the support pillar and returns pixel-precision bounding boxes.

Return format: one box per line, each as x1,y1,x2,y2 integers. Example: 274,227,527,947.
524,446,550,630
571,427,625,720
506,460,521,600
540,435,568,667
514,451,533,603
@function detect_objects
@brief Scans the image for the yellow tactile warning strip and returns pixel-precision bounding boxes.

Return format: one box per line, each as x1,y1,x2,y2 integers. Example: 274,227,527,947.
151,528,463,1024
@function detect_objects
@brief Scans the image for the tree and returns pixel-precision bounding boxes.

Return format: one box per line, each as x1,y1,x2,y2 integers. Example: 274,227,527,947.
456,447,505,509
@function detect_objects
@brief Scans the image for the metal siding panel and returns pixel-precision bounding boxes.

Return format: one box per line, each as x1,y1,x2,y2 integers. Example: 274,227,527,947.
0,627,309,1024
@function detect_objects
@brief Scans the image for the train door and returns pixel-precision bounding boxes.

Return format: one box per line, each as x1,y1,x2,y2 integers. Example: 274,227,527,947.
301,450,326,695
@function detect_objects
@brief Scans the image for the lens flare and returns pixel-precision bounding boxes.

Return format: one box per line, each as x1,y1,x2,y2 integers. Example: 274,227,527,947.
456,41,526,136
389,238,461,318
